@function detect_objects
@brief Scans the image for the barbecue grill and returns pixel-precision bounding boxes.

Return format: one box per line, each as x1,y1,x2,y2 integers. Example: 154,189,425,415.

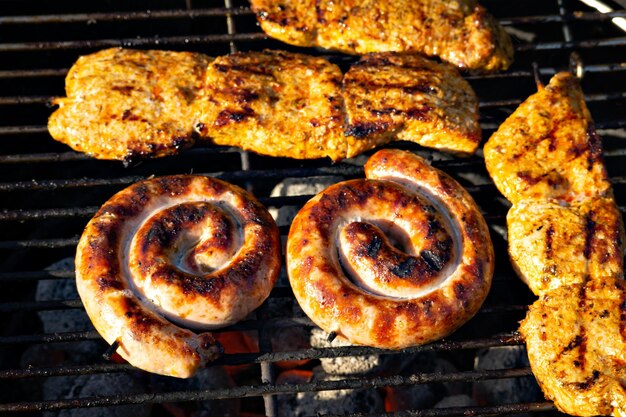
1,0,626,416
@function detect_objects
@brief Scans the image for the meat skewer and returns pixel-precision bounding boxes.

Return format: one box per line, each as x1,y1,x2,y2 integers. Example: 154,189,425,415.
484,72,626,416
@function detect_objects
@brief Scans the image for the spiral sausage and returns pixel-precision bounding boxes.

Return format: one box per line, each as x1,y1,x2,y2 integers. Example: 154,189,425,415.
286,149,494,349
75,175,281,377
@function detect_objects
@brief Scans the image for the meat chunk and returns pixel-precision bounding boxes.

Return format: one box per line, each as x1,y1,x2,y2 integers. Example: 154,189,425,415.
484,72,612,205
508,198,624,296
344,53,481,158
520,277,626,417
196,50,346,161
48,48,212,161
250,0,514,72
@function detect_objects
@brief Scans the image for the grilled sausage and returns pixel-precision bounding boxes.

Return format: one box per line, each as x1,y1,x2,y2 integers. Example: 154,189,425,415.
286,149,494,348
48,48,212,161
249,0,514,73
75,175,281,377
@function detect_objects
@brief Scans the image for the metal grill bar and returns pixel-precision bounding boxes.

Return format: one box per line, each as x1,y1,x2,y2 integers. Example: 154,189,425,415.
329,402,556,417
0,33,267,52
1,8,624,26
0,368,535,413
0,7,254,24
2,35,625,53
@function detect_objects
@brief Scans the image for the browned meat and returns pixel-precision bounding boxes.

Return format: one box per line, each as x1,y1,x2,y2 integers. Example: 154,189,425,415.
75,175,281,377
286,149,494,348
344,53,481,158
196,50,346,161
484,72,612,206
48,48,212,161
520,277,626,417
249,0,514,72
508,198,624,295
50,49,483,161
484,72,626,416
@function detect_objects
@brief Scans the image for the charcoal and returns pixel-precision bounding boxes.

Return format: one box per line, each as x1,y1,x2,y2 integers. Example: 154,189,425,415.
473,345,542,406
434,394,477,408
277,366,384,417
42,373,151,417
269,176,343,227
310,328,413,376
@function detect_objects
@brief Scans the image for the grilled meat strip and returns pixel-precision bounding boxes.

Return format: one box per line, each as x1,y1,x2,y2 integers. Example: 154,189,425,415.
520,277,626,417
249,0,514,73
50,49,481,161
508,198,624,296
344,53,481,158
484,72,626,416
48,48,212,161
196,50,346,161
484,72,612,206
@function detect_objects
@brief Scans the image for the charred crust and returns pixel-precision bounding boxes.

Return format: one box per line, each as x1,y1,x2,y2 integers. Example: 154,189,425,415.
583,211,596,260
545,224,555,259
420,249,445,272
572,370,600,390
389,257,419,278
586,123,604,171
97,276,124,291
345,122,388,138
214,107,255,127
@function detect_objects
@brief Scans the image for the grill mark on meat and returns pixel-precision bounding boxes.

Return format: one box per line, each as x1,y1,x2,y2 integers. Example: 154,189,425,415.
583,211,597,260
345,121,389,138
545,224,555,259
214,107,256,127
620,297,626,340
571,370,601,391
587,124,604,171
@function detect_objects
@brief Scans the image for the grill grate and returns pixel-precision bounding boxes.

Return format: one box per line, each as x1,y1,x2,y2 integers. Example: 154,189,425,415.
1,0,625,416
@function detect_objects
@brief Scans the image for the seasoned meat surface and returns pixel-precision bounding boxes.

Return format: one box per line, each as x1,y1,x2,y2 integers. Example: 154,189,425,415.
197,50,346,161
344,53,481,158
48,48,211,161
508,198,624,295
484,72,612,205
49,49,483,161
520,277,626,417
485,71,626,416
250,0,514,72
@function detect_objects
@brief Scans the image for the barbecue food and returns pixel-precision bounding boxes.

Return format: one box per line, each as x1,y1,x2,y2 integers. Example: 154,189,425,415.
344,53,481,157
196,50,346,160
508,198,624,295
50,48,482,161
48,48,212,161
75,175,281,378
484,72,612,206
286,149,494,349
249,0,514,73
484,72,626,416
520,277,626,417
